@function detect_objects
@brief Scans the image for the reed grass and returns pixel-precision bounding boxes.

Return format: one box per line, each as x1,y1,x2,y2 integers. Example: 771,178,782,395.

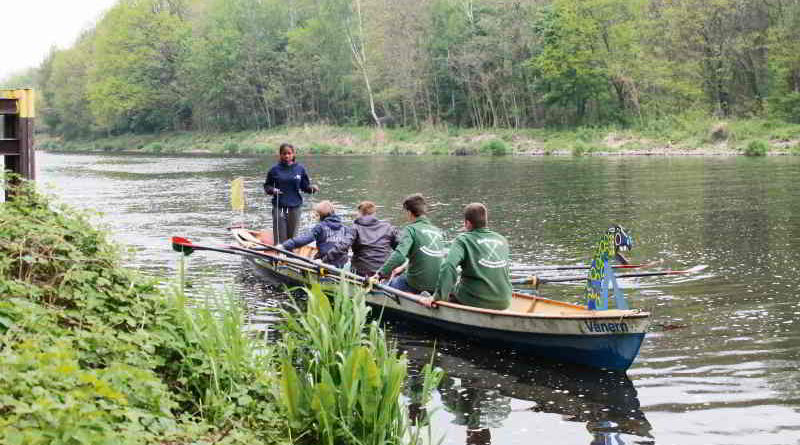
275,280,443,445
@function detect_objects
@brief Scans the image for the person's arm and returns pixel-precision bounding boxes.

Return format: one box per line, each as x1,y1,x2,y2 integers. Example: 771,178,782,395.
389,225,399,249
264,167,277,195
435,237,464,301
389,260,408,279
377,227,414,278
299,166,318,194
282,224,321,251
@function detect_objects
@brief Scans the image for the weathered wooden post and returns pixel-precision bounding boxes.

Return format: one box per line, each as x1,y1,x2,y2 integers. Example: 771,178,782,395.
1,88,35,200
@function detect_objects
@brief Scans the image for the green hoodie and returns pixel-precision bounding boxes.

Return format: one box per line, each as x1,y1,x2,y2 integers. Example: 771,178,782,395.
435,228,512,310
377,216,445,292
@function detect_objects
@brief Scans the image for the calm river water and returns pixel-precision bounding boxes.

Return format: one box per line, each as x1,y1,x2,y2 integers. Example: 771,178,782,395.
34,151,800,445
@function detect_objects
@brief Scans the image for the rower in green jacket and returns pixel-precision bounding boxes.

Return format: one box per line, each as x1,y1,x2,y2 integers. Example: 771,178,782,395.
433,203,512,310
374,194,446,293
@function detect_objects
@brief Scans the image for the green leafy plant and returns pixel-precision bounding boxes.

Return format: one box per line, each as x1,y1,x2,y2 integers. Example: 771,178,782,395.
480,139,509,156
744,139,768,156
275,282,442,445
145,142,163,153
223,141,240,154
0,180,287,444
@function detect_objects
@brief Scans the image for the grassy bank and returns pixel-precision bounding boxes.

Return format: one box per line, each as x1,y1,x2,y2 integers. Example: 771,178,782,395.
0,182,440,444
38,114,800,157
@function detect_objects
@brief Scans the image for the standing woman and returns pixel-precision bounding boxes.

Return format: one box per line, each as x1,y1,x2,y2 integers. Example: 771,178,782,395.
263,143,319,243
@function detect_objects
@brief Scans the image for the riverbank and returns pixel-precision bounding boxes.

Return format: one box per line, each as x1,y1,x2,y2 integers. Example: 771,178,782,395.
37,116,800,157
0,183,438,444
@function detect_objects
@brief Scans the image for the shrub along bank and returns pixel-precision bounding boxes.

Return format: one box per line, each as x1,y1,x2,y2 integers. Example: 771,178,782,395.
0,184,287,444
36,117,800,157
0,182,439,444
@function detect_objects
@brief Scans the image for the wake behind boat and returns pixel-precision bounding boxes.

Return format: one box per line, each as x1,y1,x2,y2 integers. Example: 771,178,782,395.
230,228,651,371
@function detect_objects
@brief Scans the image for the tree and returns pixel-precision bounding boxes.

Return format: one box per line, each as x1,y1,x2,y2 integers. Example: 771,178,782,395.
44,36,95,138
88,0,190,133
183,0,288,130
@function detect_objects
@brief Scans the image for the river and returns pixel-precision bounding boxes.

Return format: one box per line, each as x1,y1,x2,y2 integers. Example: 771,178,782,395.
34,151,800,445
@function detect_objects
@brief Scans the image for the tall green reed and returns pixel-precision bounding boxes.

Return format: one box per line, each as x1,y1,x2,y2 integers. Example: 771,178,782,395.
164,259,285,436
276,280,443,445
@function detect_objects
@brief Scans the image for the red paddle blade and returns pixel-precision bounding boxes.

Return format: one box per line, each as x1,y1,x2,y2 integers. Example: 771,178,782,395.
171,236,194,255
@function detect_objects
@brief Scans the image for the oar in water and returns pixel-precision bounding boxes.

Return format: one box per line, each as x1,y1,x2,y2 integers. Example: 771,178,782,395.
510,260,661,273
511,265,708,286
170,236,433,307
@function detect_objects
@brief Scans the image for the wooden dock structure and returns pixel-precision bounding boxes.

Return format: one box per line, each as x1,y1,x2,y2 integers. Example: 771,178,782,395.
1,89,35,199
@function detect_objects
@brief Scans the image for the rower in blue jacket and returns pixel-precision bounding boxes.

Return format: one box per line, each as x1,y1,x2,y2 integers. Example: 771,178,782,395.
277,200,351,268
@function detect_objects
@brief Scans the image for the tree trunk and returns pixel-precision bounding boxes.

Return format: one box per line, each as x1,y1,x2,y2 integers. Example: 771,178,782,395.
348,0,381,127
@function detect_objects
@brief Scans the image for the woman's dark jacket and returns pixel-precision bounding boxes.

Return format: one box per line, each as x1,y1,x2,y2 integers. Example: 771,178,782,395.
263,161,313,208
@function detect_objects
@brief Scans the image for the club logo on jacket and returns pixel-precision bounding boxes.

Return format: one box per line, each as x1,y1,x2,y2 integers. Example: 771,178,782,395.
477,238,508,268
420,229,446,258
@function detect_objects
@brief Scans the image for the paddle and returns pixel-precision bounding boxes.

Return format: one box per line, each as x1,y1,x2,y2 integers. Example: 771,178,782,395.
233,229,330,267
511,260,661,273
172,236,277,260
511,265,708,286
171,236,433,307
230,177,246,229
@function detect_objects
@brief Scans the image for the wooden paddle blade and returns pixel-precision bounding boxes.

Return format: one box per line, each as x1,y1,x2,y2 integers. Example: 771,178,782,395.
171,236,194,255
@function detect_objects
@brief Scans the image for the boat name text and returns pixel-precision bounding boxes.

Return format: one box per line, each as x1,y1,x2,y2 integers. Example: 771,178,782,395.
584,321,629,333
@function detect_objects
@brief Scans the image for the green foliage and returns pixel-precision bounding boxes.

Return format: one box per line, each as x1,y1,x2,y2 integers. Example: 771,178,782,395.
275,283,442,444
0,181,287,444
771,92,800,123
18,0,800,137
36,139,61,150
744,139,769,157
479,139,509,156
145,142,163,153
572,141,590,156
88,0,189,133
308,143,342,155
224,141,240,154
0,68,37,88
389,128,415,142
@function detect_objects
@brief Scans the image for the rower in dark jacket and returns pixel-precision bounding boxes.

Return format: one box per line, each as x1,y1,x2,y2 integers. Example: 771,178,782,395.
278,200,351,268
332,201,399,276
263,143,319,243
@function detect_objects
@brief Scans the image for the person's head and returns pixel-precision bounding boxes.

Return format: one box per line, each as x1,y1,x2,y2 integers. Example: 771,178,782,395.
402,193,426,220
463,202,487,231
314,200,335,219
357,201,377,216
279,143,295,163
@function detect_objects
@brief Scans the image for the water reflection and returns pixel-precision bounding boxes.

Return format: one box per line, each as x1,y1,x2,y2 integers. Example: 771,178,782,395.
399,330,652,445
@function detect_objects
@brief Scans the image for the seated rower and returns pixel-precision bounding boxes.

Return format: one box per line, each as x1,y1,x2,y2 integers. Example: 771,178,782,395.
277,200,351,268
373,194,446,294
430,203,511,310
331,201,399,277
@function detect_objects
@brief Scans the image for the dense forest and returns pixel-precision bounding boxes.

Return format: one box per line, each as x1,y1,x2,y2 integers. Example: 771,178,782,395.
4,0,800,138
